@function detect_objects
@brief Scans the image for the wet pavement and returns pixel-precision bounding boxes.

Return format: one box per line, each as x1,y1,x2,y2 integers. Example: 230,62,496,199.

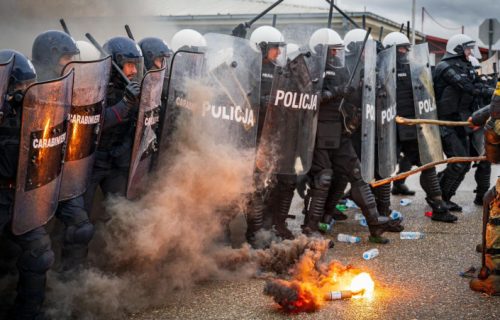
131,165,500,320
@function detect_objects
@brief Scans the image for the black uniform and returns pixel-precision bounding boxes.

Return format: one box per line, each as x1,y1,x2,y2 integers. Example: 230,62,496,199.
304,56,403,238
393,59,455,221
434,55,494,207
83,76,138,211
0,97,55,318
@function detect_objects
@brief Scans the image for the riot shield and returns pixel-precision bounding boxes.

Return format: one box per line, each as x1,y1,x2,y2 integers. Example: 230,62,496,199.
480,51,498,77
376,46,397,178
0,57,14,116
360,39,377,182
157,50,205,163
201,33,261,152
59,57,112,201
127,65,166,199
12,70,74,235
409,43,444,164
256,54,319,175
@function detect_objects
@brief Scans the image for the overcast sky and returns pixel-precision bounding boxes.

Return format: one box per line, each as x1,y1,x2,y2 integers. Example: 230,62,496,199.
283,0,500,47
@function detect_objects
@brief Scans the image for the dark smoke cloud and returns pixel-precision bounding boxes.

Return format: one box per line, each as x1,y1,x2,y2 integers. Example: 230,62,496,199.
39,79,330,319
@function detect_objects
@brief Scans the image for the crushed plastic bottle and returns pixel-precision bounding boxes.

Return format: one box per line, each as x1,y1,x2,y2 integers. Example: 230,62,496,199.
354,213,364,220
337,233,361,243
336,204,347,212
400,231,425,240
399,198,412,206
318,221,334,233
362,248,379,260
390,210,403,221
345,199,358,209
359,217,368,227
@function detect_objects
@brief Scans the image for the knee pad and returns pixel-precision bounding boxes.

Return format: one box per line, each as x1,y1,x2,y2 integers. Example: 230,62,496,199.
420,169,442,197
314,169,333,190
349,166,363,182
17,235,54,274
65,222,95,246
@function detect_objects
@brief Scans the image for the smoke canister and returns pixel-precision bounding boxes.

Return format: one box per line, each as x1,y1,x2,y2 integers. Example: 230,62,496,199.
325,290,354,300
363,248,379,260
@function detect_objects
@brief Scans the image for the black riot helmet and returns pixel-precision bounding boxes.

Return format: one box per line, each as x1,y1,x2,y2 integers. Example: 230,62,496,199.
138,37,172,71
0,49,36,93
31,30,79,81
103,36,144,81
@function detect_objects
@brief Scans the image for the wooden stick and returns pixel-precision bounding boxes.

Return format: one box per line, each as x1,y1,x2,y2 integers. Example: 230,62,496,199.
396,116,471,127
371,156,487,187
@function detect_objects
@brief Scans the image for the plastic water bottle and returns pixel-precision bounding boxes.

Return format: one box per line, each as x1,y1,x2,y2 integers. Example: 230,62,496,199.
345,199,358,209
359,217,368,227
337,233,361,243
390,210,403,221
318,221,334,233
362,248,379,260
400,231,425,240
399,198,412,206
354,213,364,221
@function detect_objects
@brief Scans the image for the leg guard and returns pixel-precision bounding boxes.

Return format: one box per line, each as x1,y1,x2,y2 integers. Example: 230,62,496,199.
420,168,442,198
470,183,500,295
373,183,392,217
350,180,404,238
245,191,265,243
474,161,491,205
302,169,332,235
440,162,471,201
267,175,296,240
14,230,54,319
323,175,348,223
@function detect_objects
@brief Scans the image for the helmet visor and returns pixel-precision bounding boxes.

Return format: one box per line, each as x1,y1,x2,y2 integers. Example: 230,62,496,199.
267,43,287,67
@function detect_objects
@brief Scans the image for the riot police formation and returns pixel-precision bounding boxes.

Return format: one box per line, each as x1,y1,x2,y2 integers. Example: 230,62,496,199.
302,28,403,242
383,32,457,222
82,37,143,211
0,49,70,319
433,34,494,211
245,25,292,245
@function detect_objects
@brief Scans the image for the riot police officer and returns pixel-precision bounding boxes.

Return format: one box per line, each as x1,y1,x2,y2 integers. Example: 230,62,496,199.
433,34,494,211
0,49,54,319
31,30,80,81
303,28,403,241
246,26,290,244
83,37,143,213
138,37,172,72
383,32,456,222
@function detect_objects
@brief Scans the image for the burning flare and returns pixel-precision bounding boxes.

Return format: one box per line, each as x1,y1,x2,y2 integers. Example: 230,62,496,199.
264,250,375,313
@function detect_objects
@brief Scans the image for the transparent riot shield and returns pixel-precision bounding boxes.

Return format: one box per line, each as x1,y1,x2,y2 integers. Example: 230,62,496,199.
201,33,261,154
0,57,14,115
410,43,444,164
59,57,112,201
360,39,377,182
376,46,397,178
256,54,319,175
480,52,498,76
12,70,74,235
127,65,166,199
156,50,205,164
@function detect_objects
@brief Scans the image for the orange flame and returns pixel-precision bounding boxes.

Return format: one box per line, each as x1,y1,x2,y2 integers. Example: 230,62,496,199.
266,255,376,312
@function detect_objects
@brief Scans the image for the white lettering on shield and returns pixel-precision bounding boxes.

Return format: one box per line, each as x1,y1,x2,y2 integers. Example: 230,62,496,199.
273,90,318,110
201,103,255,127
144,114,160,126
68,114,100,125
365,104,375,121
417,98,436,115
32,133,66,149
381,103,397,125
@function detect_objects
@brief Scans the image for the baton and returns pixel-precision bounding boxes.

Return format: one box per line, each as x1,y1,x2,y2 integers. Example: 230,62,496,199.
125,24,135,40
60,18,71,35
327,0,334,28
324,0,360,29
85,33,131,85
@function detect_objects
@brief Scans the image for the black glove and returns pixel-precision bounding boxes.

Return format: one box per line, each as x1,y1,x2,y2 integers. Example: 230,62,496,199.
334,85,355,98
124,81,141,107
232,23,248,39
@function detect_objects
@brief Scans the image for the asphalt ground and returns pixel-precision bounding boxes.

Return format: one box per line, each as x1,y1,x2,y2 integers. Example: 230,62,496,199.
130,164,500,320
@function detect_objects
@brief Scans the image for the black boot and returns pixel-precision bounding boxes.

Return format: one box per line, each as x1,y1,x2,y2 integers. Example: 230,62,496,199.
426,197,458,223
439,164,469,212
246,192,265,247
324,175,349,221
302,188,328,236
391,180,416,196
267,178,296,240
373,183,392,217
351,181,403,243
